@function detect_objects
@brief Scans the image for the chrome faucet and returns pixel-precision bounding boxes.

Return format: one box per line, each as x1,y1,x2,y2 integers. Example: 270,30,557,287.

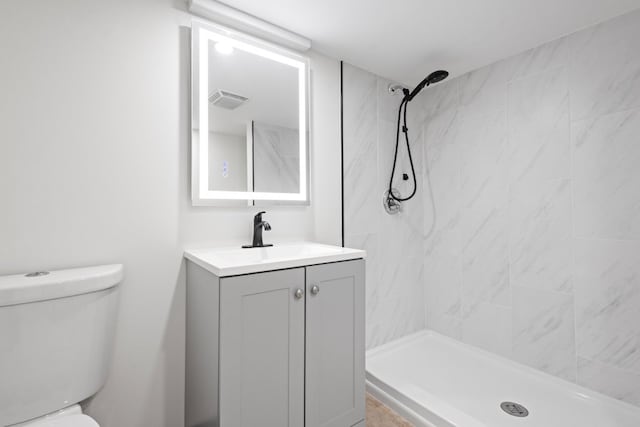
242,211,273,248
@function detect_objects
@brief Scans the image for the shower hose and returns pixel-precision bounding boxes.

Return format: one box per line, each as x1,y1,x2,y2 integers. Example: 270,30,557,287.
388,97,418,201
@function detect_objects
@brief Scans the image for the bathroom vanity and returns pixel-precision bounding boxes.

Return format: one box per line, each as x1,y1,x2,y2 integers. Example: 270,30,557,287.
185,243,366,427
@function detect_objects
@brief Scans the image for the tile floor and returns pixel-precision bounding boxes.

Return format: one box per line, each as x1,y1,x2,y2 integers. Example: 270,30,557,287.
366,394,413,426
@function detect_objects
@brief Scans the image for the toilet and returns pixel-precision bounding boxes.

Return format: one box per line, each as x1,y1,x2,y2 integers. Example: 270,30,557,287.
0,264,123,427
10,406,98,427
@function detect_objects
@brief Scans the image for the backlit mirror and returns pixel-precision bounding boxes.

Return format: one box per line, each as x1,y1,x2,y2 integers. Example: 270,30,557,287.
191,21,309,206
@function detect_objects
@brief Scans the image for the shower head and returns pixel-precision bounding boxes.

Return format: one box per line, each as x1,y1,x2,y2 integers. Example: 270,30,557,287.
426,70,449,84
404,69,449,102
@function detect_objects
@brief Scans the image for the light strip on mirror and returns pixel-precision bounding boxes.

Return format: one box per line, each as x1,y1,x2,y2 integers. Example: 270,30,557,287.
198,27,210,200
198,26,308,202
203,190,305,201
298,65,307,199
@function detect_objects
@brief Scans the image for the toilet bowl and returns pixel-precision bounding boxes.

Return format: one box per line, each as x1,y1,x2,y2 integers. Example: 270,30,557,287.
12,405,98,427
27,415,98,427
0,265,123,427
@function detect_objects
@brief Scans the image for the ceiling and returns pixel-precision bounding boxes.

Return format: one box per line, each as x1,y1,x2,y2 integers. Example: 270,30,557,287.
219,0,640,85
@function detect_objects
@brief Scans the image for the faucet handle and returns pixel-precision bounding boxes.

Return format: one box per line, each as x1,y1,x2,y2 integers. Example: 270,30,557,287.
263,221,272,231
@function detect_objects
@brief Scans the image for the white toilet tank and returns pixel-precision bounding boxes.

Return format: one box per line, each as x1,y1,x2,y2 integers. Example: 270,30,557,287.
0,265,123,426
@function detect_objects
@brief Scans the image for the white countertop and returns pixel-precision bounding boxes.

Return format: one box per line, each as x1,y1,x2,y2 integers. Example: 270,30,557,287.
184,242,366,277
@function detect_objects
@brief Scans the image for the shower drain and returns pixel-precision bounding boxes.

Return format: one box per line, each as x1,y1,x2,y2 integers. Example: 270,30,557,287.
500,401,529,417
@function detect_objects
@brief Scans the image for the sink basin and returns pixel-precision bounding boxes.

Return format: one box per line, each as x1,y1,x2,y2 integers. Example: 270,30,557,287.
184,242,366,276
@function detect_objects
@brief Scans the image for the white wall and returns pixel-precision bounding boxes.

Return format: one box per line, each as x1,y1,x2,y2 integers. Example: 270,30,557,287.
309,51,343,246
0,0,341,425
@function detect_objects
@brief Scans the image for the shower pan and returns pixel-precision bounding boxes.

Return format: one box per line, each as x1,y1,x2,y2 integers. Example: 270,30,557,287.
367,331,640,427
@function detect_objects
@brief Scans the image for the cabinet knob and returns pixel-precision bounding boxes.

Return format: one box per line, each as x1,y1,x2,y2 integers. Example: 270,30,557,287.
294,288,304,299
311,285,320,295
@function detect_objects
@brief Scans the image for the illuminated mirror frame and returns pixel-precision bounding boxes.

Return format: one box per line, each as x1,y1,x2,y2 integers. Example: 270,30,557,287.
191,20,310,205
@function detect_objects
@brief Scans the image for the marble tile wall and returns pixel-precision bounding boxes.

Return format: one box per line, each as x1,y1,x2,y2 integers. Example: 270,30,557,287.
253,121,300,194
342,63,425,349
343,8,640,406
422,9,640,406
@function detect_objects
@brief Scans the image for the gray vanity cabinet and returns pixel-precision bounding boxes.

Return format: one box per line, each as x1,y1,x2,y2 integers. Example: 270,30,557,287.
219,268,306,427
305,261,365,427
186,258,365,427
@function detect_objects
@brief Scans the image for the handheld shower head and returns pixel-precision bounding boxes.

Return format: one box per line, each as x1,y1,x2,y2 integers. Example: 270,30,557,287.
386,67,449,208
404,69,449,102
426,69,449,84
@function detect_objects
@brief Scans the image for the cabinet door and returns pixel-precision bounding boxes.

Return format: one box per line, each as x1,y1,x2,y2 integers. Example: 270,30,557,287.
305,260,365,427
219,268,305,427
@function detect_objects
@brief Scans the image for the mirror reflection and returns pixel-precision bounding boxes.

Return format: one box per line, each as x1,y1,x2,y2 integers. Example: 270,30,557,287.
193,23,309,205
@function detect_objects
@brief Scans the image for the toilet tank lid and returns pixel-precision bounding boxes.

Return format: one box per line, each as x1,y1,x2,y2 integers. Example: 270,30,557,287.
0,264,123,308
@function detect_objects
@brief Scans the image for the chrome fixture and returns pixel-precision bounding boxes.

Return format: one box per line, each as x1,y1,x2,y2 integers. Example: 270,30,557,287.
500,401,529,417
383,188,403,215
388,83,406,95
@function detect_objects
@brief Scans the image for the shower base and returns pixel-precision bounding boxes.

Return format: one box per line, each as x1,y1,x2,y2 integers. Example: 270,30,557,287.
366,330,640,427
